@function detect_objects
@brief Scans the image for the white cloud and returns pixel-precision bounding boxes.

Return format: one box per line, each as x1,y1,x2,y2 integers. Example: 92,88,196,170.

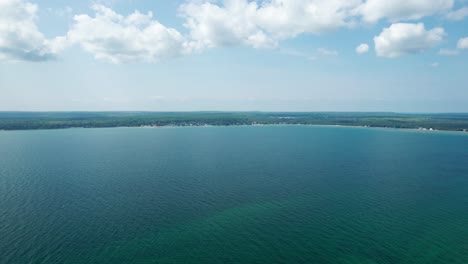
356,43,369,54
0,0,65,61
2,1,460,63
179,0,458,53
254,0,362,36
179,0,362,50
359,0,454,22
67,5,187,63
430,62,439,67
457,37,468,49
46,6,73,17
179,0,276,50
439,48,459,55
317,48,338,56
446,7,468,20
374,23,445,58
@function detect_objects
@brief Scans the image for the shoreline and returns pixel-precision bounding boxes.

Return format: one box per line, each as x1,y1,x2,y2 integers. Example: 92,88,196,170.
1,123,468,135
142,123,468,135
2,112,467,134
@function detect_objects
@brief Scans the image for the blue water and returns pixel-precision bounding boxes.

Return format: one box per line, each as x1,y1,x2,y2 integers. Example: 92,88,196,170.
0,126,467,263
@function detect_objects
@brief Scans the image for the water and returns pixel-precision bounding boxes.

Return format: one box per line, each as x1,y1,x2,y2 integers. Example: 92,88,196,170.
0,126,467,264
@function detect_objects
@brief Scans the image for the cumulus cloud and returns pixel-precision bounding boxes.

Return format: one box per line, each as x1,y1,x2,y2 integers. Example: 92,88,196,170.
457,37,468,49
0,0,65,61
179,0,362,50
374,23,445,58
359,0,453,22
179,0,276,50
356,43,369,54
446,7,468,20
67,5,187,63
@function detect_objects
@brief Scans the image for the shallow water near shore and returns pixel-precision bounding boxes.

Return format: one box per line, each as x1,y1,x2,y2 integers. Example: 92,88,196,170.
1,125,467,263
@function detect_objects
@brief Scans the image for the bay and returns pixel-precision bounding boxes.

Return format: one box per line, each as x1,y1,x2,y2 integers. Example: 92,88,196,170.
1,126,467,263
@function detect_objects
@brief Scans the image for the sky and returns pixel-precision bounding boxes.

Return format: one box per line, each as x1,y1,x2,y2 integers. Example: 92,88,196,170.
0,0,467,112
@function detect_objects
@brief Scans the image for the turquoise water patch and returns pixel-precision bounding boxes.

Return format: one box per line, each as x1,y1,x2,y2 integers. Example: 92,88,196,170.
0,126,467,263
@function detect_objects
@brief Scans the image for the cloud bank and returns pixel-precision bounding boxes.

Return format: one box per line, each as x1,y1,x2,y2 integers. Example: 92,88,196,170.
0,0,465,62
179,0,363,50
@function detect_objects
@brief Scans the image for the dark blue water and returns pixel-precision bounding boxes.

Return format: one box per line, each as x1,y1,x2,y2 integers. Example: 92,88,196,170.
0,126,467,263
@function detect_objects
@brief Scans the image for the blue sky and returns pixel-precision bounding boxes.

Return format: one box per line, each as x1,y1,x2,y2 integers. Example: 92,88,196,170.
0,0,467,112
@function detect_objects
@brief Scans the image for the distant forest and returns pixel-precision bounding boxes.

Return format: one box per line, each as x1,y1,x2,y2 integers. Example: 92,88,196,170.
1,112,468,132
